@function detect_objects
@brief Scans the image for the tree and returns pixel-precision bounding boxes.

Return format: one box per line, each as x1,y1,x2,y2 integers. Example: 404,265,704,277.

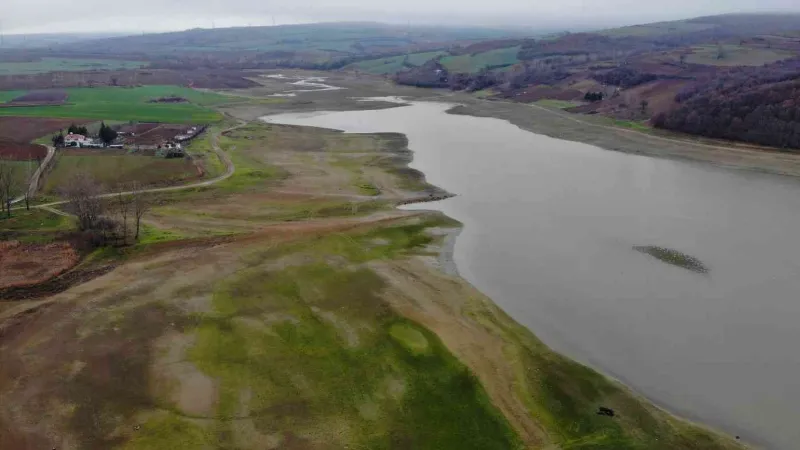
131,182,151,240
115,188,133,244
68,123,89,136
0,161,20,218
98,122,118,146
52,132,65,147
61,173,104,231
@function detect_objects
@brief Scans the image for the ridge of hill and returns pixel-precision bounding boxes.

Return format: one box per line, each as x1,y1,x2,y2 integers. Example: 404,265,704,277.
377,13,800,150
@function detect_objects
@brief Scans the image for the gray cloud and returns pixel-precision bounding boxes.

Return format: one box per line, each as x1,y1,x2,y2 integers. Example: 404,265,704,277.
3,0,800,34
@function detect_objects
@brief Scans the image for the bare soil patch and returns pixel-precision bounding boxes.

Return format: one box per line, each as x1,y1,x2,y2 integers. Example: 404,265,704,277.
0,140,46,160
0,241,80,290
0,117,90,143
1,90,69,108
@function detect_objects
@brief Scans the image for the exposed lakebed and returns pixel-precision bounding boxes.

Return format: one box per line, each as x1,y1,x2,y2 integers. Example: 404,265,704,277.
264,101,800,449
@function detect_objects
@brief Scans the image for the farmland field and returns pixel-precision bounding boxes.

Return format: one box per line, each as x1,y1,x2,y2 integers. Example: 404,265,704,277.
686,45,794,66
0,86,228,122
43,151,201,193
0,117,92,144
440,46,521,73
0,58,145,75
348,51,447,74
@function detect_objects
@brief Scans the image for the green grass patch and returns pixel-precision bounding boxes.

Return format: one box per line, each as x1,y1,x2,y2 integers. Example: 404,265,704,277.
0,86,226,123
121,412,213,450
634,246,709,274
536,99,582,109
189,254,520,449
686,45,793,66
389,323,431,356
440,46,520,73
0,90,27,103
136,224,185,245
0,58,145,76
349,51,447,74
0,208,71,231
612,119,651,132
0,208,73,243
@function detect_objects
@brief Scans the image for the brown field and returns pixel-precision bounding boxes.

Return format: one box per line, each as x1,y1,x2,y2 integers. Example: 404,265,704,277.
0,116,89,142
0,140,46,160
0,241,79,289
119,123,201,146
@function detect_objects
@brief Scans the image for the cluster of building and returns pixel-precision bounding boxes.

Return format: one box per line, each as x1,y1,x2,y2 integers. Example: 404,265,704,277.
63,133,123,149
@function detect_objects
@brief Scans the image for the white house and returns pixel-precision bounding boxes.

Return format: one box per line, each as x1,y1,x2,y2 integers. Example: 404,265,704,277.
64,133,90,147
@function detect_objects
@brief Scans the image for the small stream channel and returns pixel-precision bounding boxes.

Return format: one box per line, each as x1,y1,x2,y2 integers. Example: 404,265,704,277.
264,100,800,449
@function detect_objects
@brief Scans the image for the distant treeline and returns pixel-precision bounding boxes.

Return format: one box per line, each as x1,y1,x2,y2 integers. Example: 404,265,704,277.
393,60,570,93
654,59,800,149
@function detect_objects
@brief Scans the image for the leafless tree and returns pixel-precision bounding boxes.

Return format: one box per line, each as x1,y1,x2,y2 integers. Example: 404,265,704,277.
0,160,20,218
131,182,151,240
115,187,133,244
61,172,104,230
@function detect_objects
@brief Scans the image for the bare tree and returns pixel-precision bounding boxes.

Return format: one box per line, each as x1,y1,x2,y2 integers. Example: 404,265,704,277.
115,188,133,244
131,182,151,240
0,160,19,218
61,173,104,230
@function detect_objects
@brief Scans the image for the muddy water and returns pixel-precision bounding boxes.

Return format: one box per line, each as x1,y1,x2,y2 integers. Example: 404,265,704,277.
265,101,800,449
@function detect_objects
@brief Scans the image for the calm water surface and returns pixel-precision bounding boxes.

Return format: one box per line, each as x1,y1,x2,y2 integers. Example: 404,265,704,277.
265,101,800,449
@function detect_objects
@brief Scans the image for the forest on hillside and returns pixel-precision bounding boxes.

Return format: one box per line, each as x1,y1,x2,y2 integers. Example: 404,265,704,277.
654,59,800,149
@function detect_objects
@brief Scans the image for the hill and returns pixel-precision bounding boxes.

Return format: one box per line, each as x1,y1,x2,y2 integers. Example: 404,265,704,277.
380,13,800,149
38,22,529,70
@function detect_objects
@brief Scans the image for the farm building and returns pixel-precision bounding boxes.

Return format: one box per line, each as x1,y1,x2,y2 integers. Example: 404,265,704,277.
64,133,91,147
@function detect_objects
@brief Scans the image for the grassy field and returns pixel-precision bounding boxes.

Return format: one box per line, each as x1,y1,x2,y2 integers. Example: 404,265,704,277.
0,159,34,192
0,86,228,122
348,51,447,74
43,151,200,193
535,99,583,109
440,46,520,73
0,90,27,103
0,58,145,75
686,44,794,66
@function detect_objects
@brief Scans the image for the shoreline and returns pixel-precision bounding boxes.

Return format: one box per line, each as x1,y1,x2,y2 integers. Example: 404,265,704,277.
445,98,800,180
397,158,755,450
231,78,752,447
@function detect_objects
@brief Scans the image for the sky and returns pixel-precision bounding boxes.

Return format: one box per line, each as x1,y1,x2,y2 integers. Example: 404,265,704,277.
3,0,800,34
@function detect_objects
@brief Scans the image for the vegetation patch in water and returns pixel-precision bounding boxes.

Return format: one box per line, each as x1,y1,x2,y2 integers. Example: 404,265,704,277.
633,246,709,274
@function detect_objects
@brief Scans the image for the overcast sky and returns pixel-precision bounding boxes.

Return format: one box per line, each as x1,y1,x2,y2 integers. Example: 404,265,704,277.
3,0,800,34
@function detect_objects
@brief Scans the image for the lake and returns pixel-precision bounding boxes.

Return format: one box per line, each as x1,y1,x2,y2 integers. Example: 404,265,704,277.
265,100,800,449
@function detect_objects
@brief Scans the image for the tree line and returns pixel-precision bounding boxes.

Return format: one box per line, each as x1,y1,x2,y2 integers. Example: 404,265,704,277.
654,59,800,149
61,174,151,247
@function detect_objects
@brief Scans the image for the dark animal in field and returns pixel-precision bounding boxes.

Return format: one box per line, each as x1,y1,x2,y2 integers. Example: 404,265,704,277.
597,406,615,417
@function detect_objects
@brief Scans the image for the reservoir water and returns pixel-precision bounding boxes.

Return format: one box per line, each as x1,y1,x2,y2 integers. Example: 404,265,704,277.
265,101,800,449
